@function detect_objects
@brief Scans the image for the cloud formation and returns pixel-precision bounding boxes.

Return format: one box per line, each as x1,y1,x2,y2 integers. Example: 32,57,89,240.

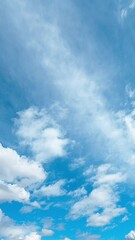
125,230,135,240
16,107,69,162
35,179,66,197
70,164,126,227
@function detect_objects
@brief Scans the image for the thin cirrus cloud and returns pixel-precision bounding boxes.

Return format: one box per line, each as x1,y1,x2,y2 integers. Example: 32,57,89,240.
120,0,135,19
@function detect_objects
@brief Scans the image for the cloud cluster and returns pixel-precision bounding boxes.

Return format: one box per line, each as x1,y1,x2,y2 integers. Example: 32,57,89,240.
70,164,126,227
0,209,36,240
0,208,54,240
0,143,46,203
0,106,68,238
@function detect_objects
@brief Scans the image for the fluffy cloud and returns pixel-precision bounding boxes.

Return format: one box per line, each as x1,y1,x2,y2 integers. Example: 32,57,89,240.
16,107,69,162
125,230,135,240
70,164,126,227
0,181,29,203
35,179,66,197
0,143,47,203
0,143,46,185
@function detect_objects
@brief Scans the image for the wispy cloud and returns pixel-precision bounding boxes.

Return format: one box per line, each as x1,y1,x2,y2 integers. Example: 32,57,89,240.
120,0,135,20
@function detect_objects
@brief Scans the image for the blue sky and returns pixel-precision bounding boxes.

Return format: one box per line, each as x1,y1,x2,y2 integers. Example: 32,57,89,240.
1,0,135,239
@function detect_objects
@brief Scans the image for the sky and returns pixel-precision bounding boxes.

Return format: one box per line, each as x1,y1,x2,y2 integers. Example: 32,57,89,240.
1,0,135,239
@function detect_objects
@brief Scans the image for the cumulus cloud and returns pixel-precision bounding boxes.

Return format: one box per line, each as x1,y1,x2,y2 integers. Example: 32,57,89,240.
0,143,47,204
35,179,66,197
0,143,46,185
70,164,126,227
0,180,29,203
16,107,69,162
125,230,135,239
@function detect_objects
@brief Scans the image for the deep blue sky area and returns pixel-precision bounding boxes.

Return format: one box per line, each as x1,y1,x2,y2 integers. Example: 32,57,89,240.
1,1,135,240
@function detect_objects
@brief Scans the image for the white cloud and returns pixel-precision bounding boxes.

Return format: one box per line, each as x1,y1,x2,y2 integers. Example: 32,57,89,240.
0,143,47,204
120,0,135,19
77,232,100,240
25,232,41,240
0,181,29,203
35,179,66,197
122,215,128,222
70,164,126,227
69,157,85,170
68,187,87,198
0,143,46,185
0,209,38,240
64,238,71,240
16,107,69,162
0,209,53,240
2,0,135,233
41,228,54,236
125,230,135,239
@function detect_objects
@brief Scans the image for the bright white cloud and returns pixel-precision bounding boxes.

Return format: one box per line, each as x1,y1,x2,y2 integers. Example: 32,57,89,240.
125,230,135,239
0,143,46,185
0,143,47,204
25,232,41,240
0,181,29,203
16,107,69,162
35,179,66,197
64,238,71,240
